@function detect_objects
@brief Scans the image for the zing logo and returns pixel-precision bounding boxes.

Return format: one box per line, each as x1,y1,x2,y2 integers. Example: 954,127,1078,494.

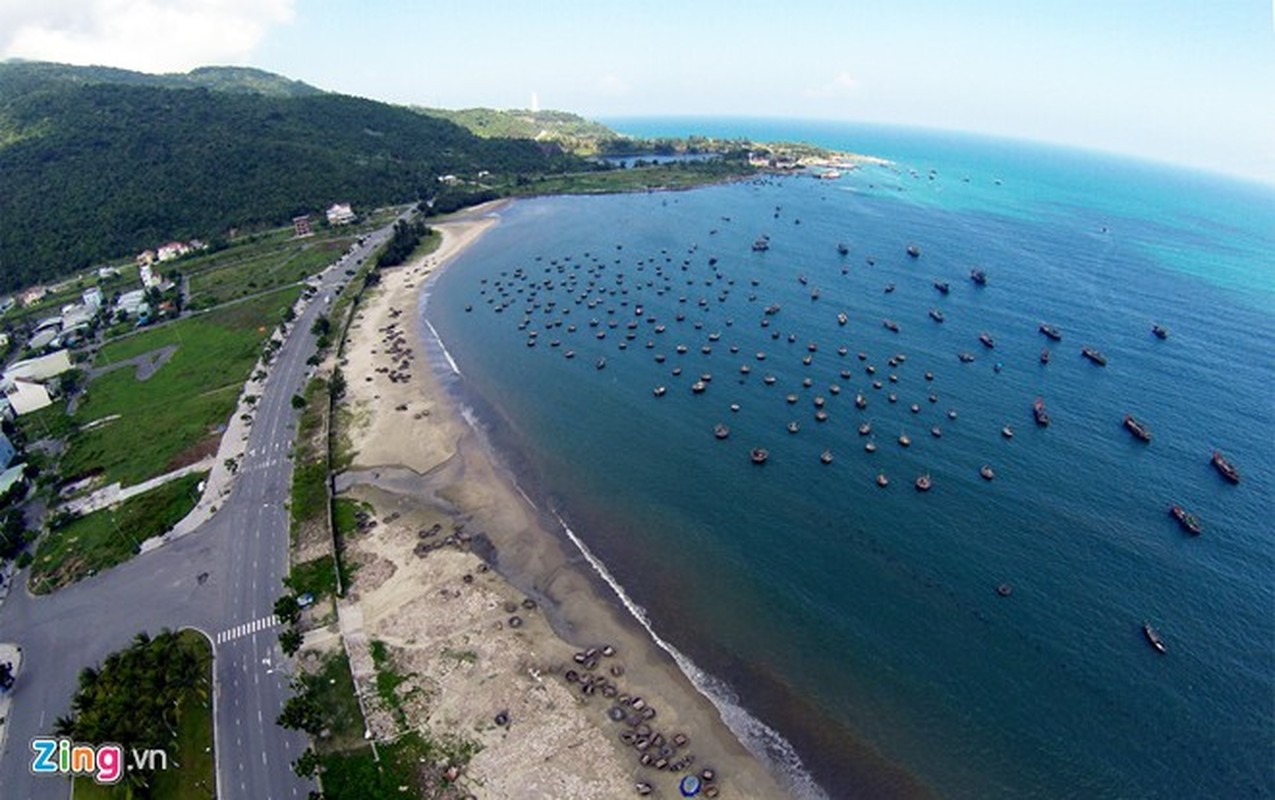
30,737,170,784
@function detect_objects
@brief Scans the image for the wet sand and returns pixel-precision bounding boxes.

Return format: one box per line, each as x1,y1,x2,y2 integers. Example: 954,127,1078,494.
334,202,791,798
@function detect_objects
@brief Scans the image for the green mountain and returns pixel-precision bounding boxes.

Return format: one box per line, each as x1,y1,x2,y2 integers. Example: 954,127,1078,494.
416,107,619,153
0,62,584,292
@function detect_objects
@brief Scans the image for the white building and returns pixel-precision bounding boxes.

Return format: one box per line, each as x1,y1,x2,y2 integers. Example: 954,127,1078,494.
117,289,148,317
156,241,190,262
6,349,72,382
1,378,52,415
326,203,355,225
83,287,103,311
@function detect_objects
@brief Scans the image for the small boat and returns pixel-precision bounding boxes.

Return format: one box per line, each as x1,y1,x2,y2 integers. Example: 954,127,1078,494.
714,424,730,440
906,244,921,258
898,432,911,447
884,283,896,293
876,472,889,487
929,308,946,323
750,448,769,464
1169,505,1202,535
837,312,848,326
652,385,667,397
1142,622,1167,654
1123,415,1152,442
930,426,942,438
763,303,781,316
837,242,850,255
691,380,707,394
1033,397,1050,427
858,422,872,436
958,352,975,363
763,374,776,385
883,319,900,333
787,421,800,434
1040,347,1051,364
1081,346,1107,366
1152,324,1169,340
1002,425,1015,439
596,357,607,370
933,280,950,295
970,268,987,285
751,236,770,252
915,474,933,492
820,449,834,464
1211,450,1240,484
979,464,995,480
979,332,995,349
1039,323,1063,341
947,409,958,420
865,440,878,452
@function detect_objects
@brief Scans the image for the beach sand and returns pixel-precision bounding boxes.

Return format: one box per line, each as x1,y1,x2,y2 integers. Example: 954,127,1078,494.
332,202,792,798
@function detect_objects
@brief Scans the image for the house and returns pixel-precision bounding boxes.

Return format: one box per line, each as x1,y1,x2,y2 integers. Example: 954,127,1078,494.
0,463,27,503
293,215,313,237
156,241,190,262
61,305,94,330
6,349,72,382
20,286,47,307
325,203,355,225
136,249,156,267
0,432,15,469
117,289,148,317
98,266,120,280
139,264,164,288
28,328,59,351
34,316,62,333
1,378,52,415
438,175,460,186
83,287,103,311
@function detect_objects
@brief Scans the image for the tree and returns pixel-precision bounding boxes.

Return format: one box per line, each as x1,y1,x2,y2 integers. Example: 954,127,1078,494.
277,694,323,734
279,627,302,657
290,394,306,409
274,594,301,625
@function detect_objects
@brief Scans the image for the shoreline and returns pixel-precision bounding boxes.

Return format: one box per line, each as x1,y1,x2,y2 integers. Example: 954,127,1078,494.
333,200,800,798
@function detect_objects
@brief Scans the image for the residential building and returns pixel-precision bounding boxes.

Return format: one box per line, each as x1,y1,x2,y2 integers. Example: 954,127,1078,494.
98,266,120,280
293,215,313,237
136,249,156,267
20,286,47,306
156,241,190,262
83,287,103,311
0,432,15,469
117,289,148,317
1,378,52,415
6,349,72,382
28,329,59,351
326,203,355,225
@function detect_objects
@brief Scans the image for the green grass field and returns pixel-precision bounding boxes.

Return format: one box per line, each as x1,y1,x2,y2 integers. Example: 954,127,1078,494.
30,472,205,593
60,287,301,487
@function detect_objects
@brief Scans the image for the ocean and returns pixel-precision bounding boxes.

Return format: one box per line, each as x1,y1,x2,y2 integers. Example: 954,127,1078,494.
424,119,1275,799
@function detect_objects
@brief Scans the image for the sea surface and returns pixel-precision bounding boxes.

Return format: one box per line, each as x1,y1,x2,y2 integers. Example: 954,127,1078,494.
424,120,1275,799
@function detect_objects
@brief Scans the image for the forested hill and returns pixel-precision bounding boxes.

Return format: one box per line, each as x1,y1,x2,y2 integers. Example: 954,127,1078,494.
0,63,584,292
0,60,325,100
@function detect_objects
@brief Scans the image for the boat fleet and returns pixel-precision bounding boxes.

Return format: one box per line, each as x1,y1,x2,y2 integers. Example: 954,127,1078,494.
466,221,1245,656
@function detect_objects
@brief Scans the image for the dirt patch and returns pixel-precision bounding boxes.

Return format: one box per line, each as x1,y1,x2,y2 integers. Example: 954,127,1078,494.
163,433,221,472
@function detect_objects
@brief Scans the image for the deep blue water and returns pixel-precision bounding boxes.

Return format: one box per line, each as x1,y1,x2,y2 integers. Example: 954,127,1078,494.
426,121,1275,799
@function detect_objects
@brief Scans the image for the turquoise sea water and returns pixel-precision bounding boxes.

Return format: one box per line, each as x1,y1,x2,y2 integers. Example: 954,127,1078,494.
426,121,1274,798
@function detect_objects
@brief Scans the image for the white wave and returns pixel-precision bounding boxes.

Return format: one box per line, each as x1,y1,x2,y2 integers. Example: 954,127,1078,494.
422,317,462,377
553,511,829,800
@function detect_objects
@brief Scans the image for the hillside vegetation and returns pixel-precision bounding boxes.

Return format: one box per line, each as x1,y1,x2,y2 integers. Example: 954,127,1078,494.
0,62,586,292
416,107,618,153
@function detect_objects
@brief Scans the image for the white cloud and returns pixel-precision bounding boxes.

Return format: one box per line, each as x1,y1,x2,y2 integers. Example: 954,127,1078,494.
804,71,860,99
0,0,295,73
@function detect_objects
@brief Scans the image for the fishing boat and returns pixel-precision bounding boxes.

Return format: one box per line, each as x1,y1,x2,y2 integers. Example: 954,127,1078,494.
1002,425,1015,439
898,431,911,447
652,385,666,397
933,280,950,294
979,464,995,480
915,474,933,492
750,448,769,464
929,308,946,323
884,282,896,293
970,268,988,285
1081,346,1108,365
595,357,607,370
820,449,834,464
837,312,848,326
883,319,900,333
787,421,800,434
979,332,996,349
837,242,850,255
876,472,889,487
751,235,770,252
1142,622,1167,654
907,244,921,258
1039,323,1063,341
958,352,975,363
690,380,707,394
1152,323,1169,339
1123,414,1152,442
858,422,872,436
1169,505,1202,535
714,424,730,440
1211,450,1240,483
1033,397,1050,427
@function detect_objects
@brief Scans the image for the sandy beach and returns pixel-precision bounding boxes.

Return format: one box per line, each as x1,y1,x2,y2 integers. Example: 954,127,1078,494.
329,202,792,798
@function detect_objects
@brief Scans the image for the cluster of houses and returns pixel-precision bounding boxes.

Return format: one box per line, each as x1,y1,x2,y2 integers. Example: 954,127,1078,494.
0,349,72,418
293,202,356,238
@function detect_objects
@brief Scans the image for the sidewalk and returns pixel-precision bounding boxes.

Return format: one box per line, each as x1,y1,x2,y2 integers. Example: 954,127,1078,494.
0,643,23,764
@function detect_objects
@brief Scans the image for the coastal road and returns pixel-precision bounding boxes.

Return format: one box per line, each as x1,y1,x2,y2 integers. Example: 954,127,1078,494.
0,213,407,799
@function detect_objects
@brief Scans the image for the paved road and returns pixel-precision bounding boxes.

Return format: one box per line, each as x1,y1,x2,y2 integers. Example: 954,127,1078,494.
0,214,407,799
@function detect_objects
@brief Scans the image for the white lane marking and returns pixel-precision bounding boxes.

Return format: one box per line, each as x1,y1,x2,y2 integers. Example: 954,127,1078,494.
214,614,281,644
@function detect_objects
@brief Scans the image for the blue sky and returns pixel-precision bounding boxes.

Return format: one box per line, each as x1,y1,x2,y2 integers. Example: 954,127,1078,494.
2,0,1272,182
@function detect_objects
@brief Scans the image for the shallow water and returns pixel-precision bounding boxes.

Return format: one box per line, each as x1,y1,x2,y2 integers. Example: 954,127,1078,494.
427,122,1275,798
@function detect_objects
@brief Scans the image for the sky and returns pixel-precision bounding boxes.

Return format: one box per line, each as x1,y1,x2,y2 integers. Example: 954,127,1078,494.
1,0,1272,182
